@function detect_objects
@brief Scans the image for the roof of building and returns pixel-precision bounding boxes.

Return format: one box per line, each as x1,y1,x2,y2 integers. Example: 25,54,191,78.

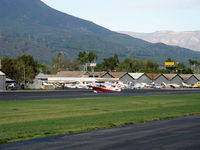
108,72,127,78
0,71,5,76
146,73,161,80
194,74,200,80
36,73,49,79
6,78,15,82
162,74,179,80
179,74,194,81
54,71,89,78
88,72,107,77
128,73,145,80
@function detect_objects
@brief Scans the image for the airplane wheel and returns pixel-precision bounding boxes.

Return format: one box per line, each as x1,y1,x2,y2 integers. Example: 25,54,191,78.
93,90,98,93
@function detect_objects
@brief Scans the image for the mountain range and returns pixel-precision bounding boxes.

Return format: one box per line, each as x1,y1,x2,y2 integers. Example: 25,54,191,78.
0,0,200,65
118,31,200,52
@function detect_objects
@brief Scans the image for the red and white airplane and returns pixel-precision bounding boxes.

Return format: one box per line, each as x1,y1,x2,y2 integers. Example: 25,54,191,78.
47,76,124,92
92,81,124,93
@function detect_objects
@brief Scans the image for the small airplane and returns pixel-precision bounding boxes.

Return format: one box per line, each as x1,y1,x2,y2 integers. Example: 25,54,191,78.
92,81,124,93
162,82,181,88
132,82,162,89
182,82,200,88
132,83,146,89
182,82,193,88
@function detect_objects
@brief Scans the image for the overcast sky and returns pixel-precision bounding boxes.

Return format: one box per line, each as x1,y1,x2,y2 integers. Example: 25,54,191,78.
41,0,200,33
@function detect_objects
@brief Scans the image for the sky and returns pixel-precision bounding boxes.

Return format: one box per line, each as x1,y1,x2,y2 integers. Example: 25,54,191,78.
41,0,200,33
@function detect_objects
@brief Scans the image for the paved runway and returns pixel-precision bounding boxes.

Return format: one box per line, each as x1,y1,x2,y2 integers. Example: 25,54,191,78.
1,115,200,150
0,88,200,101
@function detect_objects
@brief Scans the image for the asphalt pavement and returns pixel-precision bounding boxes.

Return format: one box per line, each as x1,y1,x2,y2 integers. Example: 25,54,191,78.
0,88,200,101
1,115,200,150
0,89,200,150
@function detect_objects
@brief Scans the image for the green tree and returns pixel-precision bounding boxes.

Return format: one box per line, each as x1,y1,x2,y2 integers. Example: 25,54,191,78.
117,58,133,72
64,59,79,71
51,53,80,73
16,55,38,84
51,53,65,71
117,58,141,72
188,59,200,73
78,51,88,65
101,54,119,71
1,55,38,85
143,60,159,73
1,56,16,79
77,51,98,71
37,64,51,74
166,58,173,62
175,63,193,74
78,51,98,64
117,58,158,73
182,68,193,74
188,59,199,66
13,60,26,83
88,52,98,63
176,63,185,73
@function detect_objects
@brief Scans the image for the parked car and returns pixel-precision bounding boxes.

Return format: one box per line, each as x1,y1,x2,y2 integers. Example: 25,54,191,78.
6,83,20,90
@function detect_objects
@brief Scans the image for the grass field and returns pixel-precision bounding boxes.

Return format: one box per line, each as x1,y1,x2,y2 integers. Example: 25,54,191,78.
0,94,200,143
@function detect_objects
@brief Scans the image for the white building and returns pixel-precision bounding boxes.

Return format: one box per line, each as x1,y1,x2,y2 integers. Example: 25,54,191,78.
0,71,6,90
28,73,49,89
128,73,152,84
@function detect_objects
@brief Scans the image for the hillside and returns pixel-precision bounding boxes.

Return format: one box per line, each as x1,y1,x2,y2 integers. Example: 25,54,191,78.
1,0,200,64
118,31,200,52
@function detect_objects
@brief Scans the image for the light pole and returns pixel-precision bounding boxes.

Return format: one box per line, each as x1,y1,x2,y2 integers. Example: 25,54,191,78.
23,64,26,88
0,59,1,70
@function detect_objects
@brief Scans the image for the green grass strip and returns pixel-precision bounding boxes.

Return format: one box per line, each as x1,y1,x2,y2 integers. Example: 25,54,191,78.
0,94,200,143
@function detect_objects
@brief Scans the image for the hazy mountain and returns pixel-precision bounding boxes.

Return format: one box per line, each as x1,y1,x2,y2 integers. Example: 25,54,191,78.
118,31,200,52
0,0,200,65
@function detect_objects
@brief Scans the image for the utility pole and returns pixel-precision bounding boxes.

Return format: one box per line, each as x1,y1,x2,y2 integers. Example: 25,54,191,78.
24,64,26,87
0,59,1,70
85,63,88,72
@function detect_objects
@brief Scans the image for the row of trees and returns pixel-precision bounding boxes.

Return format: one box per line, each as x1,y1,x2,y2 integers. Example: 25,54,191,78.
39,52,200,75
0,52,99,85
90,53,194,74
1,55,38,84
1,52,200,85
51,53,79,73
96,56,159,73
